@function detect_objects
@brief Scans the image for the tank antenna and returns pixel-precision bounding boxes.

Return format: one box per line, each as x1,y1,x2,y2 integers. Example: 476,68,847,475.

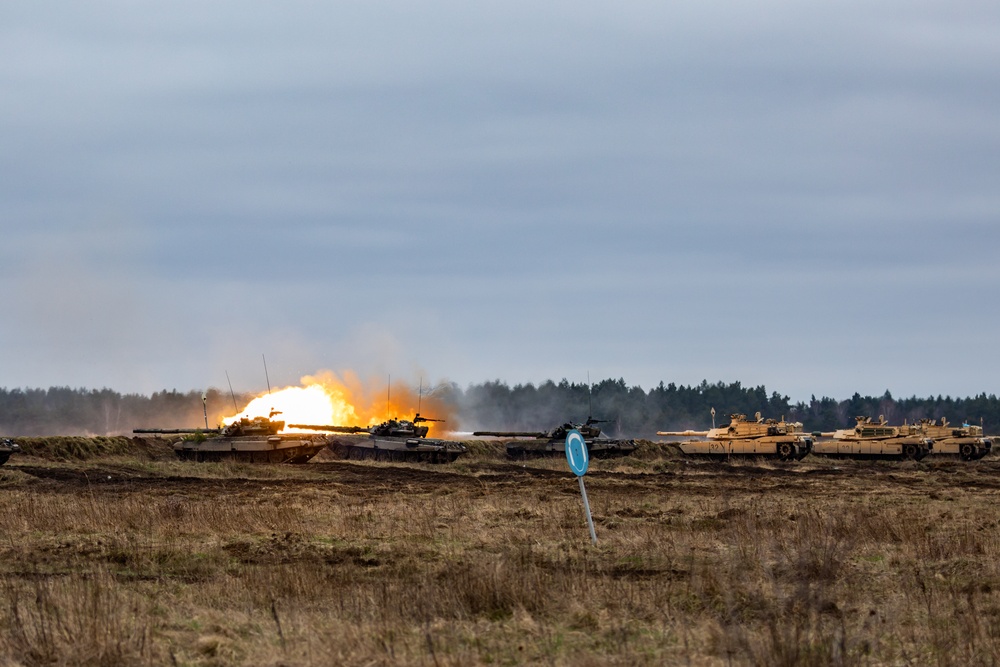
263,354,271,395
225,371,239,412
587,371,592,421
387,374,391,417
417,377,423,416
202,393,209,430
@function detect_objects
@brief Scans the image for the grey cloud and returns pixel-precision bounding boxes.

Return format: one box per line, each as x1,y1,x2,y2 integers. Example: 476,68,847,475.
1,1,998,400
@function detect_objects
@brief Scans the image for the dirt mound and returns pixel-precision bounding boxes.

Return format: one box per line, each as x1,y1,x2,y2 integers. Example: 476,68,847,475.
12,436,175,461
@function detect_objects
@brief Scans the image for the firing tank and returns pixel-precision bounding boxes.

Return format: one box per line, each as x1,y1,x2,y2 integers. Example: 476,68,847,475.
917,418,992,460
812,416,933,461
0,438,21,465
657,412,812,460
473,417,638,458
134,411,328,463
291,414,468,463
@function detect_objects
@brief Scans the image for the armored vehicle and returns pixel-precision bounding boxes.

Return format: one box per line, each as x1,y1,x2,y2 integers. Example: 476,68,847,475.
473,418,638,458
0,438,21,465
657,412,812,460
291,414,468,463
812,416,933,461
918,418,992,460
134,412,328,463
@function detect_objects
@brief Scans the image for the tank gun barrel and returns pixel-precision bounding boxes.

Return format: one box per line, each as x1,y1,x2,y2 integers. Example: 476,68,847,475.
413,415,445,424
288,424,370,434
656,430,709,437
473,430,545,438
133,428,222,434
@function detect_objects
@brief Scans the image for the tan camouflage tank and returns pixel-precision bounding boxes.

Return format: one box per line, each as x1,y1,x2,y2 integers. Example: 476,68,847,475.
918,418,992,460
812,416,932,461
657,412,812,460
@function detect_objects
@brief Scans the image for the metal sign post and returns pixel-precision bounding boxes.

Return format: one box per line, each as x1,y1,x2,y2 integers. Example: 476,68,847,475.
565,429,597,545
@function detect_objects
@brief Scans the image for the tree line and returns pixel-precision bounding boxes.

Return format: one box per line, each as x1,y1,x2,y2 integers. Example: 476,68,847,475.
0,387,256,437
2,380,998,437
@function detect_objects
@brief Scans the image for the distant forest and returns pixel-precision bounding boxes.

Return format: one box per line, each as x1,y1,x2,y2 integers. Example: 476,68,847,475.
2,380,999,437
455,379,1000,437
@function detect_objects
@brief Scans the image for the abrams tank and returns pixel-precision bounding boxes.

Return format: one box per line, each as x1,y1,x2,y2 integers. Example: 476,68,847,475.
657,412,812,461
0,438,21,465
812,416,933,461
473,418,638,458
290,414,468,463
918,418,992,460
134,412,328,463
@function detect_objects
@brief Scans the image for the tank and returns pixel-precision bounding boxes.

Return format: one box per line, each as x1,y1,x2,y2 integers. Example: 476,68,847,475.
657,412,812,460
0,438,21,465
473,418,638,458
134,412,328,463
290,414,468,463
656,411,813,461
918,418,992,460
812,416,933,461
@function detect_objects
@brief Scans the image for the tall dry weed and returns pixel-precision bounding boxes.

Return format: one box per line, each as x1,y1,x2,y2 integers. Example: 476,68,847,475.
1,569,150,666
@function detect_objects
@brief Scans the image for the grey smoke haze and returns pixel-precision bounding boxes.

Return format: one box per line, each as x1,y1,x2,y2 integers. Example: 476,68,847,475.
2,1,999,402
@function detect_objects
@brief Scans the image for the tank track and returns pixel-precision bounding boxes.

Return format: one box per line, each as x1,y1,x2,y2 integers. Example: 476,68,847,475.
174,444,326,464
329,441,464,463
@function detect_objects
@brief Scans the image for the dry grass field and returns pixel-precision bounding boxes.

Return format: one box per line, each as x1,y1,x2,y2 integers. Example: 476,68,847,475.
2,439,1000,665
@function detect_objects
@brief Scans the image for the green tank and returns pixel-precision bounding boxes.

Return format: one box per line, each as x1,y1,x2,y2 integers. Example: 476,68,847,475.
918,418,992,460
290,414,468,463
812,416,933,461
473,417,638,458
134,413,328,463
0,438,21,465
657,412,812,460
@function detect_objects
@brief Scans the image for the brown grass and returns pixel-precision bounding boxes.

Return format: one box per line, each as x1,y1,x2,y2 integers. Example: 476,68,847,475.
1,447,1000,665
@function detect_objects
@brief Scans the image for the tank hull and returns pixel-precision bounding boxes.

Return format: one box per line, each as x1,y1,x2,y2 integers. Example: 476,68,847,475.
327,434,467,463
674,436,810,461
505,438,637,459
811,437,932,461
926,437,992,460
172,435,328,463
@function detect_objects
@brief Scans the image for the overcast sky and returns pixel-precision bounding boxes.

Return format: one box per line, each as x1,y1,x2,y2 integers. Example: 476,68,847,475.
1,0,998,403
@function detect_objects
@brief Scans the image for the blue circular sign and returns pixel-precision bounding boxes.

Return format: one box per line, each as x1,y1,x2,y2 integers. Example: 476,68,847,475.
565,429,589,476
